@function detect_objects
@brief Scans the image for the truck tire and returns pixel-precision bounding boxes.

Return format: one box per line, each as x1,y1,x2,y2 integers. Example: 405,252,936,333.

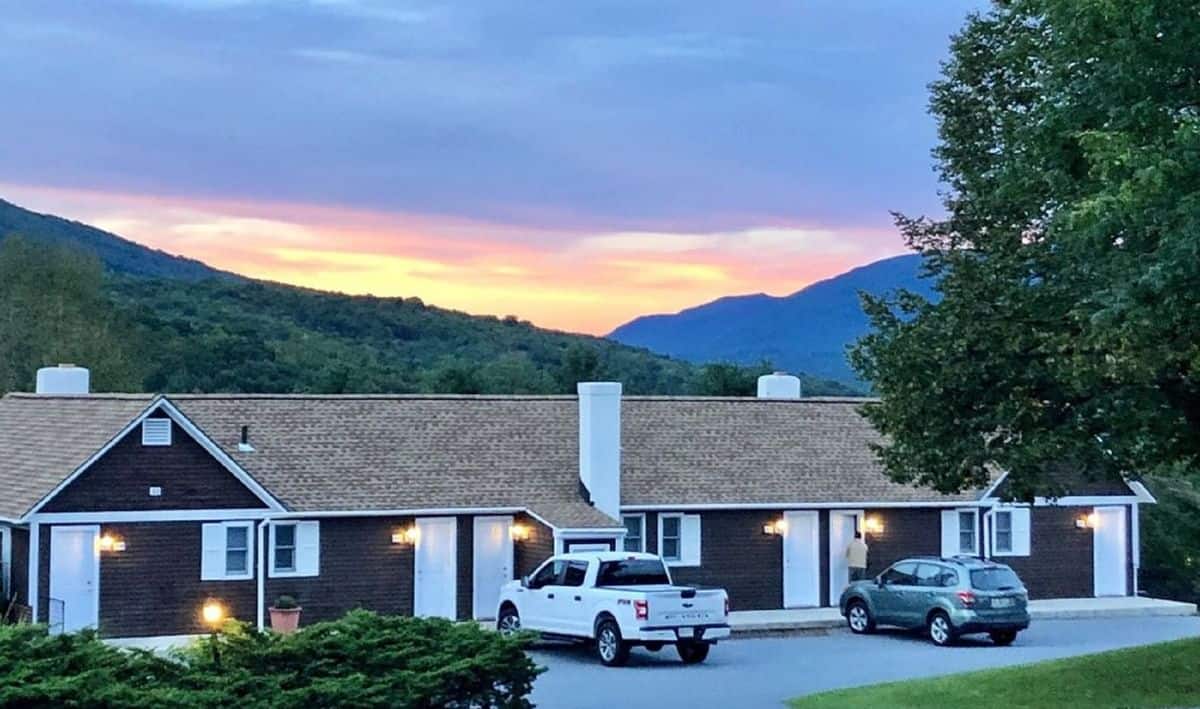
497,606,521,637
676,641,710,664
595,619,631,667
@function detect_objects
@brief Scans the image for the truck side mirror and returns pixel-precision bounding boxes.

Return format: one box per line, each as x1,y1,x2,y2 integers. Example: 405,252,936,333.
521,575,530,589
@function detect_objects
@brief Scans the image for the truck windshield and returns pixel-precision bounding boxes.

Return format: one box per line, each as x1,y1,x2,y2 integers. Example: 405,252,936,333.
596,559,671,586
970,567,1022,591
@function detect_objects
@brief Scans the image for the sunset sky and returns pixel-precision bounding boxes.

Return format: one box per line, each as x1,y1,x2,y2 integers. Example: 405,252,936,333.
1,1,979,334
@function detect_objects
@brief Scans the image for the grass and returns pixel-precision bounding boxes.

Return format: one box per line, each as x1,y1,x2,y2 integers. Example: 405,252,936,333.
788,636,1200,709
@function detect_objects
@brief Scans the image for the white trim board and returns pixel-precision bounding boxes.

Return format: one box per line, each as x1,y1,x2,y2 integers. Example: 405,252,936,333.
31,509,275,524
621,501,989,511
23,398,285,520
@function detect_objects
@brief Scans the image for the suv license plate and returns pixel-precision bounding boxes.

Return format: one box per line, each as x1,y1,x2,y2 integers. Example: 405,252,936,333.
992,598,1014,608
678,627,695,638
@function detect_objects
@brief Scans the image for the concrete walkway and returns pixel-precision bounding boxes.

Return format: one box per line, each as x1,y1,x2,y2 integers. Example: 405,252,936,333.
729,596,1197,634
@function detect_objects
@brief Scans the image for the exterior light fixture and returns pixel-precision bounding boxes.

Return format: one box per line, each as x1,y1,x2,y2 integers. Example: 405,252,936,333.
201,599,226,628
762,519,787,536
863,516,884,535
96,534,126,552
509,523,531,541
1076,513,1098,529
392,527,419,545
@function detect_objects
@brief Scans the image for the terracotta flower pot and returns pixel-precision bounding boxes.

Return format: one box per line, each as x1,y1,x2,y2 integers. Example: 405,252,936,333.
269,606,302,634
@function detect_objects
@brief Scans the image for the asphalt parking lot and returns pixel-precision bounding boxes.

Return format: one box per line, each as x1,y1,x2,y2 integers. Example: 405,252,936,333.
529,615,1200,708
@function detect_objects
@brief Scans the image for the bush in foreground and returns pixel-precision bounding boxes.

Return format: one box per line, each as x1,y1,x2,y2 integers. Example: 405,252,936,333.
0,610,540,708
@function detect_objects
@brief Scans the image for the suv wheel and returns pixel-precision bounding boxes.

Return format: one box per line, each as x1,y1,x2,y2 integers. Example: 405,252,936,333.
928,611,956,647
846,600,875,634
989,630,1018,646
595,619,631,667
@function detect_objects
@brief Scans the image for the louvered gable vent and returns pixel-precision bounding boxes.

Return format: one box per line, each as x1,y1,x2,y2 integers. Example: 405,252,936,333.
141,418,172,446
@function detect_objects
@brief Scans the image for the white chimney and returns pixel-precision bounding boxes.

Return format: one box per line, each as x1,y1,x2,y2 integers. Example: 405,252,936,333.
578,382,622,520
756,372,801,399
36,364,90,395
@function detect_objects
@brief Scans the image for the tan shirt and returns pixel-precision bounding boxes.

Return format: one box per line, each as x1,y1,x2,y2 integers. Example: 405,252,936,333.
846,539,868,569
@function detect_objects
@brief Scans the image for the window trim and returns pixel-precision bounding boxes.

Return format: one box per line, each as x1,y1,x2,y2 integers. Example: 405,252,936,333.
993,510,1014,554
269,523,297,575
213,521,254,581
957,508,979,555
622,513,646,553
658,513,683,563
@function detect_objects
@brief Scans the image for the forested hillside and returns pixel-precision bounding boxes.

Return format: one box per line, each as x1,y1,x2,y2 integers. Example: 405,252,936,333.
0,202,859,396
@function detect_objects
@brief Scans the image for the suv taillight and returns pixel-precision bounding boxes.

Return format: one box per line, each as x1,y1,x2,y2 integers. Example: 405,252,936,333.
956,590,976,608
634,599,649,620
724,597,730,617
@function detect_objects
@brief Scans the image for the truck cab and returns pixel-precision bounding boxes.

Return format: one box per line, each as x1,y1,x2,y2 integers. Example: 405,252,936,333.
496,551,731,666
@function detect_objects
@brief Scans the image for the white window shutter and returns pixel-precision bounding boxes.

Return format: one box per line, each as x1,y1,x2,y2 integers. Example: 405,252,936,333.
680,514,702,566
201,523,224,580
1011,508,1031,556
296,521,320,577
941,510,959,558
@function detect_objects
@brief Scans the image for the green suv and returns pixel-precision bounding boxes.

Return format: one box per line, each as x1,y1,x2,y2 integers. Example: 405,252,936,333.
839,556,1030,646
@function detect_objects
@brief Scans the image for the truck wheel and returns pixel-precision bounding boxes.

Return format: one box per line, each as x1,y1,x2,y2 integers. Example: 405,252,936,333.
928,611,956,647
676,642,710,664
497,607,521,637
644,642,664,652
989,630,1018,646
595,619,630,667
846,600,875,634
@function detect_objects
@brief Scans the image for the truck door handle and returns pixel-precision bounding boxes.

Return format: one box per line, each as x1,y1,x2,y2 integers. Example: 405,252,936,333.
547,593,555,599
574,596,582,602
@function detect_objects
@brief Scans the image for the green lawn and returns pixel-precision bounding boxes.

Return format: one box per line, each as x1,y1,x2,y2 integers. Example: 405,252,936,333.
789,636,1200,709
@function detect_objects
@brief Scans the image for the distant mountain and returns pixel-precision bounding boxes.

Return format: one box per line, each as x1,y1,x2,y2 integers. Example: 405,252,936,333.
0,197,859,396
0,199,234,281
608,254,938,385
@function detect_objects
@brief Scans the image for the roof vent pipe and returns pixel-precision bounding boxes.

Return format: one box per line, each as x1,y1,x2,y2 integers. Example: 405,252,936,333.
35,364,90,395
238,425,255,453
756,372,802,399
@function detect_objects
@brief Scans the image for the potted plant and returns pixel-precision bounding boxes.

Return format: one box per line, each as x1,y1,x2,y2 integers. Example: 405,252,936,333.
269,595,302,634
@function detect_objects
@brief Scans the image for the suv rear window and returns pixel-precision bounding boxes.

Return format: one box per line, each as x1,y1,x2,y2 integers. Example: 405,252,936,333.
970,567,1022,591
596,559,671,586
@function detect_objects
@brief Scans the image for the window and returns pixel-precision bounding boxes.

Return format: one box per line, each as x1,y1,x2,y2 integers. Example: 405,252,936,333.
562,561,589,587
970,567,1023,591
596,559,671,586
529,560,564,589
273,524,296,573
660,516,681,561
994,511,1013,553
881,562,918,586
268,521,320,578
201,521,254,581
916,563,958,588
958,511,977,554
657,513,701,566
622,514,645,552
141,418,172,446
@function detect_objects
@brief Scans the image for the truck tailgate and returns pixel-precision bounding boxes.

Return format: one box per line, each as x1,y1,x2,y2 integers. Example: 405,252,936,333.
633,586,726,626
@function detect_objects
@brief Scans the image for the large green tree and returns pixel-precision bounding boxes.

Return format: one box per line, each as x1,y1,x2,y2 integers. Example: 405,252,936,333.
851,0,1200,499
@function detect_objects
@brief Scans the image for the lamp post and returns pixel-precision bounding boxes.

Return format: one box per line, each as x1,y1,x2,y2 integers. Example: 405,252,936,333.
202,599,226,668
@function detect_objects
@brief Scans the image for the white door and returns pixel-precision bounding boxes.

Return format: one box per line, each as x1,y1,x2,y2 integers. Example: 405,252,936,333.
1093,507,1128,597
414,517,458,619
828,510,864,604
49,526,99,633
472,516,514,620
782,511,820,608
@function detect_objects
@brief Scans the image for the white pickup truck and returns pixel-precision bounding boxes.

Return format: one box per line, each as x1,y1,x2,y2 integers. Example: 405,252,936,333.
495,551,731,666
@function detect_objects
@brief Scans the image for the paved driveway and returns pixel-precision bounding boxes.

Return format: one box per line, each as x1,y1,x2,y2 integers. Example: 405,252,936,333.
529,616,1200,708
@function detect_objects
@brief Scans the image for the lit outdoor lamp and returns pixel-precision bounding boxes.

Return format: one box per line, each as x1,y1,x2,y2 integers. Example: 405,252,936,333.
201,599,226,667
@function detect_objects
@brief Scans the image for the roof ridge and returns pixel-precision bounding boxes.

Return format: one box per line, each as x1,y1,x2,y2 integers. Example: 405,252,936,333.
5,392,877,404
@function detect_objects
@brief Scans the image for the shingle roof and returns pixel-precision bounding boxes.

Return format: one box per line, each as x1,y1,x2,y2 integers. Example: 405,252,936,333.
0,394,157,520
620,397,981,505
0,392,979,525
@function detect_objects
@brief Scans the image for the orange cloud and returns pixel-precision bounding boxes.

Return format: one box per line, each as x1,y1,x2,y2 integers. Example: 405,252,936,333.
0,182,907,334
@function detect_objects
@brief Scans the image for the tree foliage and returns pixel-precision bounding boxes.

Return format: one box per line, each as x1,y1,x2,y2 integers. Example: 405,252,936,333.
0,611,541,708
851,0,1200,498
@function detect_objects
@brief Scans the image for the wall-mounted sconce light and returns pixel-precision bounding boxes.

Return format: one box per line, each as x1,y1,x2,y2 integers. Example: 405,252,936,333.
762,519,787,536
392,527,419,545
202,599,226,628
509,523,531,541
1075,512,1098,529
863,516,884,535
96,534,126,552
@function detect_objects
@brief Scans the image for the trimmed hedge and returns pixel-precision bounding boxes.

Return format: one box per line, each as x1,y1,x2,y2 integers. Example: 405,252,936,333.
0,610,541,708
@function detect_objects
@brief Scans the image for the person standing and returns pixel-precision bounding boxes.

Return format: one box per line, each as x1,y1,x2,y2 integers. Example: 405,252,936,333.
847,530,869,581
